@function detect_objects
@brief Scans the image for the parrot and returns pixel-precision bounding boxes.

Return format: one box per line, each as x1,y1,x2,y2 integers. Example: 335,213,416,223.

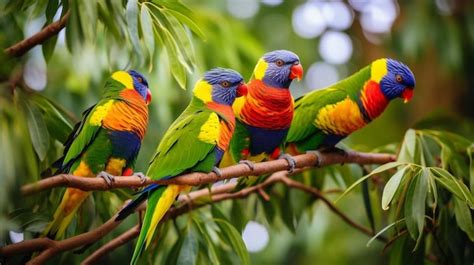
115,68,248,265
42,70,152,240
221,50,303,176
285,58,415,155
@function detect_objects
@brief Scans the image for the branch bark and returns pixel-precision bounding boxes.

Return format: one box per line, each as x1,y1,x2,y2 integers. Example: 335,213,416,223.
21,151,395,195
4,11,70,57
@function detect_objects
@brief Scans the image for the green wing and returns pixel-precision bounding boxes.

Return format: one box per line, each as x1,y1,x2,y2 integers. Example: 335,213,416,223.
147,106,218,180
286,88,348,144
227,120,250,163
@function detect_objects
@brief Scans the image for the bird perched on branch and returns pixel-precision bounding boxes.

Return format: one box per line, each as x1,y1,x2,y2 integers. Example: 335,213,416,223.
42,70,151,240
116,68,247,265
221,50,303,178
285,58,415,155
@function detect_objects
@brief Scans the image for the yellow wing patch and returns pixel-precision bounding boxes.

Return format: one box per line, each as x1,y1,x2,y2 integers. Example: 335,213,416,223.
198,112,220,144
315,97,367,136
89,100,114,126
72,161,94,178
193,79,213,103
112,71,134,89
105,158,126,176
371,59,387,83
253,58,268,80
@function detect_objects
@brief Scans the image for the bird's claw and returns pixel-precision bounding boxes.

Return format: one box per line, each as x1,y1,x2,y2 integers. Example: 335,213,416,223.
133,172,147,184
279,154,296,173
212,167,223,177
97,171,115,187
239,160,255,171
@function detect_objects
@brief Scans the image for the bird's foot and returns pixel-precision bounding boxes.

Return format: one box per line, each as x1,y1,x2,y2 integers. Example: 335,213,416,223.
239,160,255,171
306,150,322,167
133,172,147,184
320,146,348,157
279,153,296,173
212,167,223,177
97,171,115,187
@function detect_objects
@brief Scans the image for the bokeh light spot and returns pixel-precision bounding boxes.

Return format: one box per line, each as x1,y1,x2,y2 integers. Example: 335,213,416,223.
319,31,353,65
305,62,340,90
227,0,260,19
242,221,269,252
360,0,398,34
261,0,283,6
292,2,326,39
322,2,354,30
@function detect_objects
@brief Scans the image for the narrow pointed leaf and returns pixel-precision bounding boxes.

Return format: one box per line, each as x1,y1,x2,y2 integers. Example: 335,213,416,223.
382,166,409,210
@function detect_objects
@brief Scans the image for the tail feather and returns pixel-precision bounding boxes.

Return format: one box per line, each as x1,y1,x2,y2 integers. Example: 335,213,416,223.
115,184,160,221
131,185,184,265
42,188,90,239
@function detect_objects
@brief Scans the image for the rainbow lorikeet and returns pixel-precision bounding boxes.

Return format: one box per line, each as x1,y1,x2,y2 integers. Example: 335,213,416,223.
116,68,248,265
42,70,151,239
285,58,415,155
221,50,303,174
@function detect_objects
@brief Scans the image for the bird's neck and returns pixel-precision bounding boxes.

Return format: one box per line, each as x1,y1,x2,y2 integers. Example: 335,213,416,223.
358,80,389,121
235,79,294,129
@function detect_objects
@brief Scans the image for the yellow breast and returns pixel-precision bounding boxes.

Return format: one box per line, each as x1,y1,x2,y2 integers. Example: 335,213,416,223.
314,97,367,136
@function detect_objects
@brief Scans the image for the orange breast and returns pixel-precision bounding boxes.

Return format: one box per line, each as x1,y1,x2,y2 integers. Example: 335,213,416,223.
103,90,149,139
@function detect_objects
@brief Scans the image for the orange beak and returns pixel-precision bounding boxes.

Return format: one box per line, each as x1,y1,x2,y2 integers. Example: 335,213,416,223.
289,63,304,81
146,89,152,105
237,83,248,97
401,87,414,103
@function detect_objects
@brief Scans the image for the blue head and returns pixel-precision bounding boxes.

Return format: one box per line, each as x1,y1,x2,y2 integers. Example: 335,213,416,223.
378,59,415,102
194,68,247,106
128,70,152,104
253,50,304,88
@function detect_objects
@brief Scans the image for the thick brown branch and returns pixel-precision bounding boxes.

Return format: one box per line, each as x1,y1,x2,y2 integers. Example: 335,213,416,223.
4,11,70,57
21,151,395,195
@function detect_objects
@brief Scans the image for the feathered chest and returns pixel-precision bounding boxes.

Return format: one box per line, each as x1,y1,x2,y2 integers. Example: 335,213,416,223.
102,90,149,139
235,80,294,130
205,102,236,151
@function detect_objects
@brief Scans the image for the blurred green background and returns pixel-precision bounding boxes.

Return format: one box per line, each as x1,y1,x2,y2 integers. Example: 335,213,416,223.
1,0,473,264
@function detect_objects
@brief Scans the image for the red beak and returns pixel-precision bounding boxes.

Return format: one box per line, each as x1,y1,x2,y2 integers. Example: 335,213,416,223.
289,63,304,81
237,83,248,97
401,87,414,103
146,89,152,105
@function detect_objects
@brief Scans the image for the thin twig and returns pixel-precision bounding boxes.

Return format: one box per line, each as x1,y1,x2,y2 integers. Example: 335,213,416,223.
4,11,70,57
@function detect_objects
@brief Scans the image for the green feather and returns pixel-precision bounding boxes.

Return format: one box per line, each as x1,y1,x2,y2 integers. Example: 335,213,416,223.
286,65,371,151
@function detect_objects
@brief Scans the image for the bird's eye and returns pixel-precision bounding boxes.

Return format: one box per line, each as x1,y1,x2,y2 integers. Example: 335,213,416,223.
275,59,284,66
221,81,230,88
137,77,143,83
395,74,403,83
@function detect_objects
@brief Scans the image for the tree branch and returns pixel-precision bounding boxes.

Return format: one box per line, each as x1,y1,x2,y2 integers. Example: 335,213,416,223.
21,151,395,195
83,171,387,263
4,11,70,57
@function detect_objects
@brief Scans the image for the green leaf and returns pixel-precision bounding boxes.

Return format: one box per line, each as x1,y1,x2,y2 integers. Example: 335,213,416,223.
382,166,409,210
126,0,143,61
165,8,206,39
431,167,474,208
192,218,220,265
405,129,417,158
214,219,250,265
404,168,428,243
42,34,58,62
177,225,198,265
23,100,50,160
230,200,248,233
30,95,73,143
367,219,405,247
335,162,407,203
453,196,474,241
140,5,155,69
